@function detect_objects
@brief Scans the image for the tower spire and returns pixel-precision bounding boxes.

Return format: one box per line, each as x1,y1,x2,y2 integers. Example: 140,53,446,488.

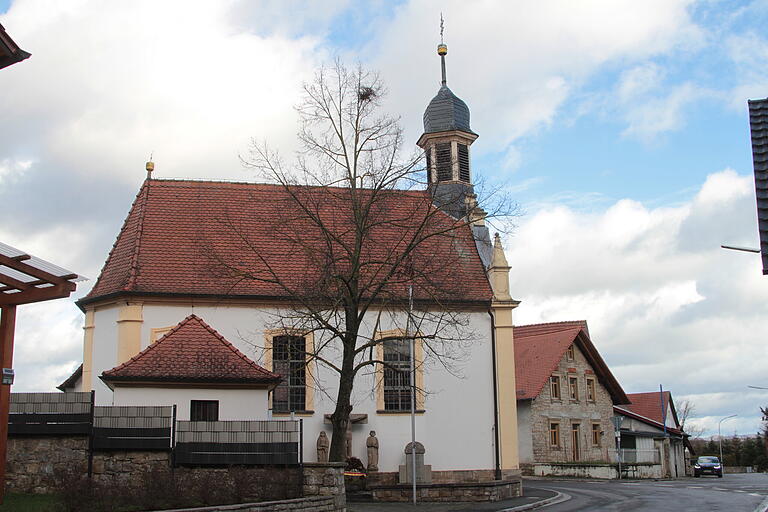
438,13,447,86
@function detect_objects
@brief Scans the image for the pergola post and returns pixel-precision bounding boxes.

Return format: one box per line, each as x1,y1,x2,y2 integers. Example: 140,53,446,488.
0,306,16,502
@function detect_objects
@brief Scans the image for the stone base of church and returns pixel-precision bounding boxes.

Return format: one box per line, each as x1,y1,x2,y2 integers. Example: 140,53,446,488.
362,470,522,502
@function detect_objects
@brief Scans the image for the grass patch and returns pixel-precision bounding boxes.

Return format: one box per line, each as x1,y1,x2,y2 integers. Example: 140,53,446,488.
0,494,60,512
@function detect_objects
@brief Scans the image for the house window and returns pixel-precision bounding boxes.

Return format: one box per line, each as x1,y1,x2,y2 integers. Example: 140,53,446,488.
569,377,579,401
550,376,561,400
272,335,307,413
566,344,575,361
549,422,560,447
592,423,601,446
586,378,596,402
571,423,581,461
190,400,219,421
383,338,412,411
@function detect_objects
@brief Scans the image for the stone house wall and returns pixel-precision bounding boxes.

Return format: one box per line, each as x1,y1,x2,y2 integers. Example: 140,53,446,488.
526,343,617,465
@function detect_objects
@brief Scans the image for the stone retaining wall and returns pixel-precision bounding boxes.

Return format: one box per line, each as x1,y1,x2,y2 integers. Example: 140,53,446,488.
6,435,89,493
5,436,345,511
532,462,662,479
369,479,521,502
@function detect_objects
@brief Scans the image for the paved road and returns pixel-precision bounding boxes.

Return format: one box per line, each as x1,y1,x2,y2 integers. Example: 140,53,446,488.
526,473,768,512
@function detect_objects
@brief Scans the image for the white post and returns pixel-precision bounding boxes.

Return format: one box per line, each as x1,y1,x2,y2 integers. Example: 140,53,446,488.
408,285,416,504
718,414,737,474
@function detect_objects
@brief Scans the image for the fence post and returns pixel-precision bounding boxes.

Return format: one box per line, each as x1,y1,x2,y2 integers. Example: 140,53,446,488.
171,404,177,469
87,390,95,478
299,418,303,466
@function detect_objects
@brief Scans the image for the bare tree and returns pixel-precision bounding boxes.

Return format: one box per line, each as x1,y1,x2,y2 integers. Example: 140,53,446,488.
204,60,514,462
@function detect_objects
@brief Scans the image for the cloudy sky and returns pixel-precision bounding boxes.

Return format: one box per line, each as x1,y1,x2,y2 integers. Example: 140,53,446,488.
2,0,767,437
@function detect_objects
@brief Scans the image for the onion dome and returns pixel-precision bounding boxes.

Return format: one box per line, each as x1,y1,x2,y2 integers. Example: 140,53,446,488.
423,85,473,134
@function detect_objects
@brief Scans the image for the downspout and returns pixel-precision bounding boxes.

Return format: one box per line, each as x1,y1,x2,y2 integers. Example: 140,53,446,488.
488,309,502,480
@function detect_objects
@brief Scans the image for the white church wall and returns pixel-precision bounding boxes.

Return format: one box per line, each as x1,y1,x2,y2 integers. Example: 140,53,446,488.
113,386,270,420
88,302,497,473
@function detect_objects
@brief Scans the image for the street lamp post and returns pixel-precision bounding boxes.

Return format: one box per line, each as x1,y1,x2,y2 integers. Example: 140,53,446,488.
718,414,737,473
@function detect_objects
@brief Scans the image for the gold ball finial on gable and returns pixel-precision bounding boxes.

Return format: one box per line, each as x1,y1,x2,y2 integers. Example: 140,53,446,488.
145,155,154,180
438,43,447,56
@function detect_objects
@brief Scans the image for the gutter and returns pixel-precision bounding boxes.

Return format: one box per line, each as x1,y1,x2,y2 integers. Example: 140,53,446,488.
488,309,502,480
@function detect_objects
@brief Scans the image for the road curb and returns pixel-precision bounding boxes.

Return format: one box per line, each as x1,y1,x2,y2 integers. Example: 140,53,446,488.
754,495,768,512
497,491,570,512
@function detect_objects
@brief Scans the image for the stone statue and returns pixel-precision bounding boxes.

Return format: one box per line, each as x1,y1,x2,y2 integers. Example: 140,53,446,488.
316,431,329,462
345,426,353,459
366,430,379,472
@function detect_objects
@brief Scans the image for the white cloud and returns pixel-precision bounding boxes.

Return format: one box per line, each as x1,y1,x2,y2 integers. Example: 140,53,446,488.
370,0,702,152
0,158,32,185
508,169,768,435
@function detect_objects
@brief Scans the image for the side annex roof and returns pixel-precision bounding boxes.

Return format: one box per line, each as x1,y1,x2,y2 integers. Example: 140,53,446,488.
101,314,280,388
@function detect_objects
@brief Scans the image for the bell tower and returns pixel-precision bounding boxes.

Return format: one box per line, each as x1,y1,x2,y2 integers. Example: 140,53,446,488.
417,24,478,219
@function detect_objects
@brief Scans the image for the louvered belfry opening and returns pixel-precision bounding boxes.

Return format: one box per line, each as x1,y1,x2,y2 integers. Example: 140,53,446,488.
435,143,452,182
457,143,470,182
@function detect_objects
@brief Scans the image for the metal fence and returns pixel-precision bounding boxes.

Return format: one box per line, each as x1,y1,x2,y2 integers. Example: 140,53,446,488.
9,391,93,435
92,406,175,451
174,420,302,466
609,448,661,464
8,393,303,468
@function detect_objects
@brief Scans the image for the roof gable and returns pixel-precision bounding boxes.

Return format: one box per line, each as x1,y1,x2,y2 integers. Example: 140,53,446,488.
513,321,628,404
101,314,280,386
81,179,492,306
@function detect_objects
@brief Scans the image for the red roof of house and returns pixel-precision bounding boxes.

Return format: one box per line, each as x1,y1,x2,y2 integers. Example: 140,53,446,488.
101,314,280,386
621,391,681,431
79,179,492,306
513,321,628,404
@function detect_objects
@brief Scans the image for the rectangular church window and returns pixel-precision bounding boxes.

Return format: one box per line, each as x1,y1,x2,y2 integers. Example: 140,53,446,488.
383,338,412,411
272,335,307,413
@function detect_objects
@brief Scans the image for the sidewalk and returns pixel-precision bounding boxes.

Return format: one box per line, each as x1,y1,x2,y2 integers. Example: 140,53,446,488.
346,486,559,512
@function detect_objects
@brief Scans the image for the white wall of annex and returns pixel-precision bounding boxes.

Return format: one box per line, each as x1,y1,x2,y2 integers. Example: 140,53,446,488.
113,386,270,421
90,302,497,473
90,304,119,404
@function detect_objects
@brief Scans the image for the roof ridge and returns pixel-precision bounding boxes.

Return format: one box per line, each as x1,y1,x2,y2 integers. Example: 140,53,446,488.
125,179,151,290
515,320,587,328
86,182,149,296
142,178,432,196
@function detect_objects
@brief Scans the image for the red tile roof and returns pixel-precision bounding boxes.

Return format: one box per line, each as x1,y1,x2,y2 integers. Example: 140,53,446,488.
80,179,492,306
621,391,681,431
101,314,280,386
513,321,628,404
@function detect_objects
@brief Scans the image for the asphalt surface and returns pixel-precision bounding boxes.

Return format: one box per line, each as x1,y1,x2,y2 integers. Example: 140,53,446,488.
527,473,768,512
347,473,768,512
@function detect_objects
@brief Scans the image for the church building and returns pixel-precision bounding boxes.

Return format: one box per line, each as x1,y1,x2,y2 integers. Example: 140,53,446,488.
66,40,523,487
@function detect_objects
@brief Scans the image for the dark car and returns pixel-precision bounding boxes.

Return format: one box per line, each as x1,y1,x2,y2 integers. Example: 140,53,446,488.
693,456,723,477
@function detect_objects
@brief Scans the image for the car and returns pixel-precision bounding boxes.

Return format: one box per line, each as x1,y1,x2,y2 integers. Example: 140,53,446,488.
693,456,723,477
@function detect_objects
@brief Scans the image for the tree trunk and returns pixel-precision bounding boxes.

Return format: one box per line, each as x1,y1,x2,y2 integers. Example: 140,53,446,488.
329,328,358,462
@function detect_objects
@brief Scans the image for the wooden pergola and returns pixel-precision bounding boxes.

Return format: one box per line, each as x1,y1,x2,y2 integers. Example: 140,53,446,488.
0,242,83,500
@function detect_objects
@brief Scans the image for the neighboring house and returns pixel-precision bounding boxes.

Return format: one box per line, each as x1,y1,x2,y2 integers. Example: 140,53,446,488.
64,46,523,481
514,321,630,475
614,391,689,478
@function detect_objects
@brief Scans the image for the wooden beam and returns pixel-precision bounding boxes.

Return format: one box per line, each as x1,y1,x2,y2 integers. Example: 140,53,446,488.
0,282,75,306
0,253,74,286
0,306,16,504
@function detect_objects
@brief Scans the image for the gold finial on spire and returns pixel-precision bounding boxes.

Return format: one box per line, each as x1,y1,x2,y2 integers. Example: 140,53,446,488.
145,152,154,180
